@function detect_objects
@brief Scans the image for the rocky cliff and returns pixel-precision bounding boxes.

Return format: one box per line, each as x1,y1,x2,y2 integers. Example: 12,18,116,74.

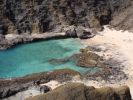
111,1,133,31
0,0,132,35
26,83,132,100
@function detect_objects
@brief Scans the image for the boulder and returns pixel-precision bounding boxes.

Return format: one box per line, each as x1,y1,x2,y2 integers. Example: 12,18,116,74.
65,26,77,38
65,26,96,39
76,26,95,39
26,83,132,100
40,85,51,93
0,25,7,35
71,48,105,68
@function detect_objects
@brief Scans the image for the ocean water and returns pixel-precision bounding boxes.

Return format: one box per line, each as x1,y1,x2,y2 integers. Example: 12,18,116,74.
0,39,97,78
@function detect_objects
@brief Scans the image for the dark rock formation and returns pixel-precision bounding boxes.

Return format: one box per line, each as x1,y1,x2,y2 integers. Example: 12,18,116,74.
0,69,80,99
71,48,105,68
0,0,131,35
26,83,132,100
0,83,31,99
49,48,107,68
0,25,7,35
65,26,77,38
40,85,51,93
76,26,96,39
65,26,96,39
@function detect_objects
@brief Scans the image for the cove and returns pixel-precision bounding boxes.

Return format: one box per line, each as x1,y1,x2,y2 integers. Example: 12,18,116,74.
0,39,96,78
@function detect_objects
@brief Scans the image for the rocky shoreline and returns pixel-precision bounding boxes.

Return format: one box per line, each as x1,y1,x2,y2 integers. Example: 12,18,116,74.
0,0,133,99
0,26,95,50
0,32,67,50
49,48,128,83
0,32,131,99
0,49,129,99
0,69,80,99
0,68,129,99
0,43,130,99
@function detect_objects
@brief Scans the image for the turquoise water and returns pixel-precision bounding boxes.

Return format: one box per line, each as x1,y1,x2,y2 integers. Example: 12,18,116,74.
0,39,96,78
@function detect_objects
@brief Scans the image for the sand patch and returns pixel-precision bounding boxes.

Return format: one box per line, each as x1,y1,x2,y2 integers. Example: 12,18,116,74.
81,26,133,98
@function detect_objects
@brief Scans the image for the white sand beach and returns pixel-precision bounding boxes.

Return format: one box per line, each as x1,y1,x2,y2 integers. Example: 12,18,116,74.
80,26,133,98
81,26,133,75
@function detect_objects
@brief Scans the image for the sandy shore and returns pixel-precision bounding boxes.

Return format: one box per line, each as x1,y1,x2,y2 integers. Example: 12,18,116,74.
80,26,133,98
81,26,133,75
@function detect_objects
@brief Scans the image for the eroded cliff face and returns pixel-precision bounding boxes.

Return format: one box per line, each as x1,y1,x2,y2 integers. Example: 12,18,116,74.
0,0,131,35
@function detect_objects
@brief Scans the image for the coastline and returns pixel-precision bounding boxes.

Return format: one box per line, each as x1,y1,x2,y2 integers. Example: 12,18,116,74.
0,26,95,50
0,69,80,99
80,26,133,98
1,26,133,99
0,32,69,50
0,0,133,99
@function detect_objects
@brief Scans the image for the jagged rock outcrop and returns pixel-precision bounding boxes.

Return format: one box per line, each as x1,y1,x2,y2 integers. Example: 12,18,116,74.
0,69,80,99
26,83,132,100
0,0,131,35
65,26,96,39
49,48,106,68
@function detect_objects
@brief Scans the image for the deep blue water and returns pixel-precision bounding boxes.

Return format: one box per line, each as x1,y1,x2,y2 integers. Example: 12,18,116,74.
0,39,97,78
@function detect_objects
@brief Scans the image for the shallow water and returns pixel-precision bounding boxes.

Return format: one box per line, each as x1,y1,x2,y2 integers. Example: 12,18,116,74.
0,39,97,78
